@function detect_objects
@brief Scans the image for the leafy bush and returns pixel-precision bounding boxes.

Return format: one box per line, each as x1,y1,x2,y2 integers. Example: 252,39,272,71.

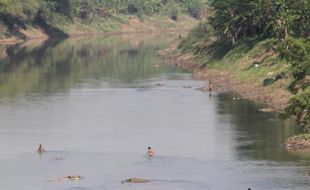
127,0,143,14
278,38,310,93
187,0,205,19
169,5,179,21
286,88,310,130
178,21,212,52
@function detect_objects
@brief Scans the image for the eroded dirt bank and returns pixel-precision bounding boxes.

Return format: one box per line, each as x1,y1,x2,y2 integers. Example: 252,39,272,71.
0,16,197,45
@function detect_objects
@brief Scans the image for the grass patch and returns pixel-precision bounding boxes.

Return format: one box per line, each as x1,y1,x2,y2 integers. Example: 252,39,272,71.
202,38,292,94
290,134,310,140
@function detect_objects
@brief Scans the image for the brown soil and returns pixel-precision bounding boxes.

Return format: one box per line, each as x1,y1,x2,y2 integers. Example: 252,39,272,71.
0,37,24,44
121,16,151,33
159,39,292,111
0,48,7,59
0,26,49,44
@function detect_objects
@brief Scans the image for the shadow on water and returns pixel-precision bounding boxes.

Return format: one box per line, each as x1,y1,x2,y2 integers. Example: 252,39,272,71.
0,34,184,99
216,92,304,162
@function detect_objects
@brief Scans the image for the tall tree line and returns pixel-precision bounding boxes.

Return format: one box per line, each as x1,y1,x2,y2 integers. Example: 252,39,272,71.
0,0,208,25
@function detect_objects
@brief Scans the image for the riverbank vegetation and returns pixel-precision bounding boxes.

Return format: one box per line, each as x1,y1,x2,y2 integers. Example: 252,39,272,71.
0,0,207,41
178,0,310,130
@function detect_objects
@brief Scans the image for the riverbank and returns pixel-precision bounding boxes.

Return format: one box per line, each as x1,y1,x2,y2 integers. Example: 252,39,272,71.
159,39,292,111
283,134,310,153
0,15,197,45
159,30,310,153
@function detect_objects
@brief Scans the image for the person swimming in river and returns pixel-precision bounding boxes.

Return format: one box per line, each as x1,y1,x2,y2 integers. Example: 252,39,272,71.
37,144,45,153
146,146,154,157
49,175,81,183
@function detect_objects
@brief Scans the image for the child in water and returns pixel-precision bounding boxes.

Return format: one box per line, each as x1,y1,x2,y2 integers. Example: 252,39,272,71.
146,147,154,157
37,144,45,153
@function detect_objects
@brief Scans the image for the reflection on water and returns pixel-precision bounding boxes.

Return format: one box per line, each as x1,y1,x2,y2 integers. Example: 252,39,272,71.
0,35,182,99
216,93,302,162
0,35,309,190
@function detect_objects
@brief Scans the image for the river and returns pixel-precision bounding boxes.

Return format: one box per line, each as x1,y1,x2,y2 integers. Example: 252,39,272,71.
0,34,309,190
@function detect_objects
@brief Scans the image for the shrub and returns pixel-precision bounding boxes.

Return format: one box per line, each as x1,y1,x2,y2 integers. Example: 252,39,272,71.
286,88,310,130
187,0,205,19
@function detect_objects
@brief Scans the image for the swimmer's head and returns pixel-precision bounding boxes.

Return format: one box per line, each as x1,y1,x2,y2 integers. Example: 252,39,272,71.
148,147,151,150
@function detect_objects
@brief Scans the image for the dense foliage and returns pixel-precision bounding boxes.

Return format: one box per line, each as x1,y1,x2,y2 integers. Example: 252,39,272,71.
0,0,208,26
179,0,310,129
209,0,310,45
280,38,310,130
286,88,310,130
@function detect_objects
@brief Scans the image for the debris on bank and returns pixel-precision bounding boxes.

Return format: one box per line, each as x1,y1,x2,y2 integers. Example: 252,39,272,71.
283,134,310,152
259,108,275,112
121,178,150,184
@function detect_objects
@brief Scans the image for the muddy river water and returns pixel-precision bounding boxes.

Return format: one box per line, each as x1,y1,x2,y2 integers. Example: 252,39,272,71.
0,35,309,190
